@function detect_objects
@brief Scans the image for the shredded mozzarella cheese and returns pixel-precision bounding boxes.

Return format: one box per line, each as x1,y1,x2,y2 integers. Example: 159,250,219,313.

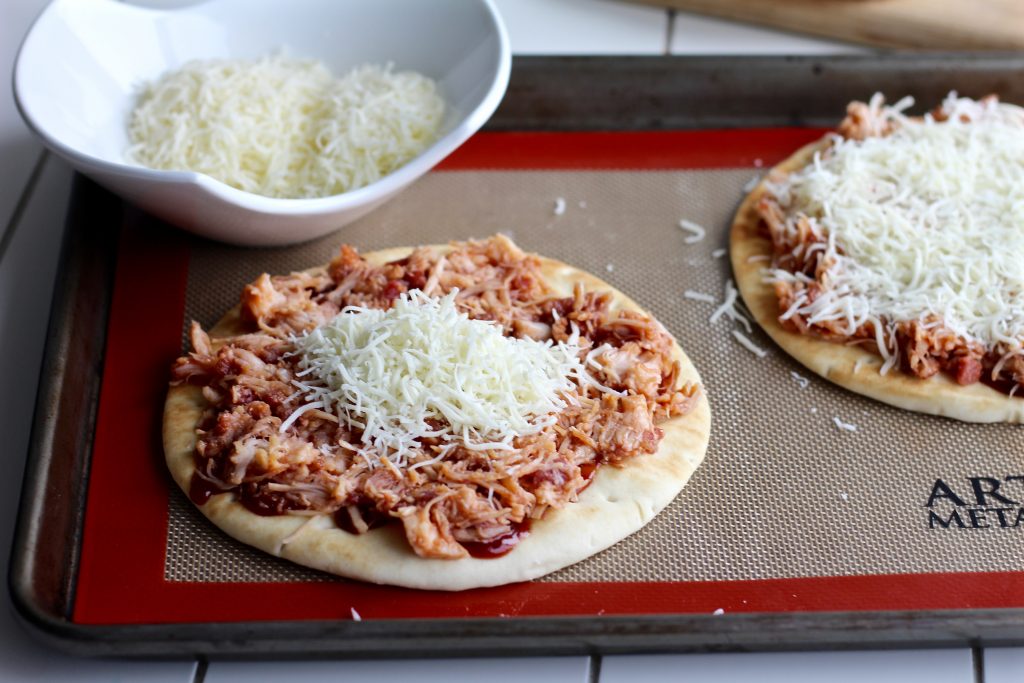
684,290,716,304
710,280,753,333
732,330,767,358
289,290,608,467
678,219,707,243
127,54,444,199
833,416,858,432
767,93,1024,365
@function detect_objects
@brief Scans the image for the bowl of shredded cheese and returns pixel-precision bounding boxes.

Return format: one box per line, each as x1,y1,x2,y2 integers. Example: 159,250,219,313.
14,0,510,246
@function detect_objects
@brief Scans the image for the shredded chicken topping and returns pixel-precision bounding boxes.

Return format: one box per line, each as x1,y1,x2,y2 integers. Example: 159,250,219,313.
171,236,697,559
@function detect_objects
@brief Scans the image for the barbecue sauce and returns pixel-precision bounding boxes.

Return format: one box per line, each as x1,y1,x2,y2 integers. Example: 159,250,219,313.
578,462,598,492
332,502,536,559
241,495,286,516
463,519,531,559
189,473,223,505
238,482,304,516
334,505,390,533
982,373,1022,398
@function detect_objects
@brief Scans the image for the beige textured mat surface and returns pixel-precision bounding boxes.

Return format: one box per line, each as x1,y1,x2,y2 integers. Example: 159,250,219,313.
165,168,1024,583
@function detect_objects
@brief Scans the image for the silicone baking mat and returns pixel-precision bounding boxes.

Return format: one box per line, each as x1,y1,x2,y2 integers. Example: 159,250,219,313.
71,130,1024,625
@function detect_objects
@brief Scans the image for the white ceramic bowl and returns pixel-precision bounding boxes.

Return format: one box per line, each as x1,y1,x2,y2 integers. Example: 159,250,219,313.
14,0,510,246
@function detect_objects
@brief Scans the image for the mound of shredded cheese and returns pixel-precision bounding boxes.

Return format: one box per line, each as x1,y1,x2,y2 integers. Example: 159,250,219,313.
767,93,1024,370
288,290,608,467
126,53,445,199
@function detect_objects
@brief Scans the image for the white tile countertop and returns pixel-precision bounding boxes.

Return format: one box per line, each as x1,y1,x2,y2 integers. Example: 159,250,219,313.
1,1,1019,681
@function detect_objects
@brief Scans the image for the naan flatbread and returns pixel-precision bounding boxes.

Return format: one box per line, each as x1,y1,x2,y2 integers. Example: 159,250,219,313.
730,140,1024,423
164,246,711,590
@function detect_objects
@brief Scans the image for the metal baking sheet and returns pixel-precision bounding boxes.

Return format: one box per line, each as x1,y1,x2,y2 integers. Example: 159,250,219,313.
11,56,1024,657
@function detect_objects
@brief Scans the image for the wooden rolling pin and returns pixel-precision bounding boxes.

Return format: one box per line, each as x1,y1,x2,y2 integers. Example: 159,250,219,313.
630,0,1024,50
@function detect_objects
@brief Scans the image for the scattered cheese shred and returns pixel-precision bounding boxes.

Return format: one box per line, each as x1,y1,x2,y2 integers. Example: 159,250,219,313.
767,93,1024,366
350,607,362,621
553,197,567,216
289,290,609,467
833,416,858,432
712,248,727,259
710,280,753,333
678,219,707,244
684,290,716,304
790,371,810,389
732,330,767,358
127,54,444,199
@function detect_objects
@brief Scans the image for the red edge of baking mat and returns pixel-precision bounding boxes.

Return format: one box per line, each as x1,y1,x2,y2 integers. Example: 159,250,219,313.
73,129,1024,626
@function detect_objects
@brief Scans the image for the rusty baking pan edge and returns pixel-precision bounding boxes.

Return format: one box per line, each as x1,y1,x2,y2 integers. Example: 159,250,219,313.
491,54,1024,130
9,175,118,632
13,609,1024,659
10,55,1024,657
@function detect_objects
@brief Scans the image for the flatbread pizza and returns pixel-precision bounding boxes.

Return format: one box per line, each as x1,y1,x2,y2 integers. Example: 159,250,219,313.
164,236,710,590
731,93,1024,422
